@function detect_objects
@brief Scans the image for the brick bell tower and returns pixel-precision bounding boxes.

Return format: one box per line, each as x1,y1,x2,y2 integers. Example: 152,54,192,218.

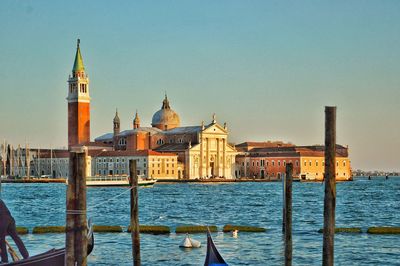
67,39,90,149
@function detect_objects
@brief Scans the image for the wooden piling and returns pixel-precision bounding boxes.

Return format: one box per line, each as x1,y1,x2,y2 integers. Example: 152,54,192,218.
282,171,286,233
323,106,336,266
129,160,141,266
66,152,76,266
66,151,88,266
284,163,293,266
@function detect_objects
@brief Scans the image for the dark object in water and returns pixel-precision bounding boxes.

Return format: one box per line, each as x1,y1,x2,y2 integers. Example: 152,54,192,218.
204,230,228,266
4,220,94,266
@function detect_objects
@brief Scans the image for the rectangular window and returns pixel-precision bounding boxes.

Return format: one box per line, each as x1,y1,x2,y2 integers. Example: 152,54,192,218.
167,170,169,174
278,161,281,166
316,161,318,166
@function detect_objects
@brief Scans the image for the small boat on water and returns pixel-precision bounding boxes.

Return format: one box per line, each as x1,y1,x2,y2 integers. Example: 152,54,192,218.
4,220,94,266
204,230,228,266
66,175,157,187
179,233,201,248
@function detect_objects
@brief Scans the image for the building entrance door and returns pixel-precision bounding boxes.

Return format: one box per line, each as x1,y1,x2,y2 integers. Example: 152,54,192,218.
210,162,215,177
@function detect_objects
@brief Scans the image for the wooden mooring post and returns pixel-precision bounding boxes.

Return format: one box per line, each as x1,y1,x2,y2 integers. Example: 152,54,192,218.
66,151,88,266
129,160,141,266
282,172,286,233
284,163,293,266
323,106,336,266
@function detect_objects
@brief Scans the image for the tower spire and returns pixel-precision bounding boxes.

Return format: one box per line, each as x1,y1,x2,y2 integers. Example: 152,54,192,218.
72,38,85,74
133,110,140,129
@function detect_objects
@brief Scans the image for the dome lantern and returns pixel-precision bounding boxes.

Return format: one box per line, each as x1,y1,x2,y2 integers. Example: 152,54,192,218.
151,94,180,131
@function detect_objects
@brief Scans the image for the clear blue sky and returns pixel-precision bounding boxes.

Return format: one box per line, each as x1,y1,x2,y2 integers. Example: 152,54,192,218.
1,1,399,171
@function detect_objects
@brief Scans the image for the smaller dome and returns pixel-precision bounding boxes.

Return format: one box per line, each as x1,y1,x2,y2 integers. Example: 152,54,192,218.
151,95,180,130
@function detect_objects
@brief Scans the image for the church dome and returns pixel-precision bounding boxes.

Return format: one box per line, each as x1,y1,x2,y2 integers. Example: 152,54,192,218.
151,95,180,131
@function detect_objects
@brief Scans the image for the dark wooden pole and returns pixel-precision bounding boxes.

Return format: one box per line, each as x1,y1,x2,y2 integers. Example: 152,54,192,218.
284,163,293,266
282,171,286,233
66,152,77,266
75,152,88,266
129,160,141,266
66,151,88,266
323,106,336,266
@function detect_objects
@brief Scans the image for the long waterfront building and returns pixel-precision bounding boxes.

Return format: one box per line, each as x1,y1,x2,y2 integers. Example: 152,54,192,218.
235,142,352,181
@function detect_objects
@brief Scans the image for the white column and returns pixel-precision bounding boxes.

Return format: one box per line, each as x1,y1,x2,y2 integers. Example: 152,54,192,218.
206,138,209,177
216,138,220,176
199,136,203,177
223,138,226,177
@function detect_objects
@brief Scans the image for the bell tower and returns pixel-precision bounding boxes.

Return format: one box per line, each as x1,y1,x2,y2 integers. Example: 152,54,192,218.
67,39,91,149
113,109,120,136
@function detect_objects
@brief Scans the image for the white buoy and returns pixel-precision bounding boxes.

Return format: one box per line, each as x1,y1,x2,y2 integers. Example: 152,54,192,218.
179,233,201,248
232,230,238,238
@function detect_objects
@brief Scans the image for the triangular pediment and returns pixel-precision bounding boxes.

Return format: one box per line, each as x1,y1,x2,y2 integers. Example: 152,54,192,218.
202,123,227,135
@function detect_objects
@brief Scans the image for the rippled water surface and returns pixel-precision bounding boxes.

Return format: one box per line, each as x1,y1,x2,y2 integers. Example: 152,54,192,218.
2,177,400,265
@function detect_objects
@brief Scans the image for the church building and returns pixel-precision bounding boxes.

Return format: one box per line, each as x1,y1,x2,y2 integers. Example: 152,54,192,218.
95,96,237,179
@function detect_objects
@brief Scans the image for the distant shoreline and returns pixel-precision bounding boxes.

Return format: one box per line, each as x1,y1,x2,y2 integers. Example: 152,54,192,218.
0,177,372,184
3,176,398,184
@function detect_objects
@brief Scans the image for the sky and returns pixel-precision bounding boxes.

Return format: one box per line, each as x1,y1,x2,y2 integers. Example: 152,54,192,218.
0,0,399,171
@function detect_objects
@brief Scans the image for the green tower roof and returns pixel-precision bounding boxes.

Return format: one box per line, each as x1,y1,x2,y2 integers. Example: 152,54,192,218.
72,39,85,73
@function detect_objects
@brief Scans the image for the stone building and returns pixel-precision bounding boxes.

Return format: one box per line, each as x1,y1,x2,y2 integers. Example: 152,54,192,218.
95,97,237,179
235,143,352,181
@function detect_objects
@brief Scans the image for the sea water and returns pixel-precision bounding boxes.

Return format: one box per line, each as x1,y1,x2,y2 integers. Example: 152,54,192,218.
2,177,400,265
